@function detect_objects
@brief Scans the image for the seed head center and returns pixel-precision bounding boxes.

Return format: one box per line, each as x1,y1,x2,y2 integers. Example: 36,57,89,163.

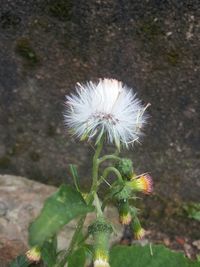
93,112,119,125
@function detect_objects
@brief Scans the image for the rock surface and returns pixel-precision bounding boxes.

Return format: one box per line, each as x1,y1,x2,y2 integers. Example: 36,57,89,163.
0,1,199,206
1,174,200,266
0,174,122,265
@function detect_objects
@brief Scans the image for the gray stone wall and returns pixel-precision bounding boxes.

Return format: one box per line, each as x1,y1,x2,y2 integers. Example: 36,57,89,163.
0,0,199,201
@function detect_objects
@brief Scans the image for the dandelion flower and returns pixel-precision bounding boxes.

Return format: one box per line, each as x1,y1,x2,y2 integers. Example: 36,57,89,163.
64,78,148,148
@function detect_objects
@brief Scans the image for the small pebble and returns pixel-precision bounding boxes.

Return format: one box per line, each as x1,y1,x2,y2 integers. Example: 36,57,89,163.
193,240,200,250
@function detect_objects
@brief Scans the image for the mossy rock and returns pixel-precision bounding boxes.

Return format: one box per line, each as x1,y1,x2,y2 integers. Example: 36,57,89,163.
0,156,11,169
138,18,164,41
15,37,39,66
0,11,21,29
46,0,73,20
166,49,180,66
29,151,41,162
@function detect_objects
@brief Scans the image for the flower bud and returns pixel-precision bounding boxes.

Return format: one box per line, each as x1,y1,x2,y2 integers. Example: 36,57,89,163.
26,246,41,262
115,158,133,180
118,199,132,225
127,174,153,194
131,217,145,240
88,219,113,267
113,184,132,201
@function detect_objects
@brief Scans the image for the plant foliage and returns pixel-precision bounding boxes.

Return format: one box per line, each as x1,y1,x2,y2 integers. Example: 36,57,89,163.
29,185,93,246
110,245,199,267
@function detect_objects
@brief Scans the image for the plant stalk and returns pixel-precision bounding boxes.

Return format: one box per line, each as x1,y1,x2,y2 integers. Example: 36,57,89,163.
56,138,104,267
101,166,123,184
98,154,121,164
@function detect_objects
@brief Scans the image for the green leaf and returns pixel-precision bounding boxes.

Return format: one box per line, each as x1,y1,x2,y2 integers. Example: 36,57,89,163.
110,245,199,267
68,247,86,267
41,236,57,267
69,164,80,191
29,185,93,246
183,203,200,221
197,254,200,262
9,255,30,267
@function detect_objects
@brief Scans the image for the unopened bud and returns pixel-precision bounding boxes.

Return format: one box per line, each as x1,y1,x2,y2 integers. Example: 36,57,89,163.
94,254,110,267
131,217,145,240
88,219,113,267
118,199,132,225
26,246,41,262
127,174,153,194
115,158,133,180
114,185,132,201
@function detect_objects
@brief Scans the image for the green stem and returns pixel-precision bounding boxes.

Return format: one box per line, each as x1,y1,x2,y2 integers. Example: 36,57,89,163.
98,154,121,164
101,166,123,184
91,137,104,192
94,193,103,217
56,138,104,267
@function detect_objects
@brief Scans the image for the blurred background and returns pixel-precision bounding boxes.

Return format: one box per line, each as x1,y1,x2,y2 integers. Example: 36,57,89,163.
0,0,199,251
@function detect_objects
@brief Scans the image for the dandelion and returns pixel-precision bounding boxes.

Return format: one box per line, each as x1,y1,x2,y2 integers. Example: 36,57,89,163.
64,78,148,148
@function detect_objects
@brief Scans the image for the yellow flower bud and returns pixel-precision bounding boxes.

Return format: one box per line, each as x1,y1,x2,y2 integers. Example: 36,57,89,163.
132,217,145,240
26,246,41,262
128,174,153,194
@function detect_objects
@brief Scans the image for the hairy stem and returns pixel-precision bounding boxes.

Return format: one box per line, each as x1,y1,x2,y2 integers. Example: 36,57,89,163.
56,138,104,267
101,166,123,184
91,137,104,192
94,193,103,217
98,154,121,164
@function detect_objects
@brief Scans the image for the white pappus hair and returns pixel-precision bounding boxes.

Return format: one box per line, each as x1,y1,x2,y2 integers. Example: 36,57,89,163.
64,78,149,148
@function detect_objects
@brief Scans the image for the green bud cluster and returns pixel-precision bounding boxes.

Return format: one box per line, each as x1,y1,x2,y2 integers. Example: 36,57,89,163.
113,184,132,200
115,158,133,179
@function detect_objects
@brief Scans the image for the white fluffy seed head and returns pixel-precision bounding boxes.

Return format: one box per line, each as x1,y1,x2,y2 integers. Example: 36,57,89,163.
64,78,148,148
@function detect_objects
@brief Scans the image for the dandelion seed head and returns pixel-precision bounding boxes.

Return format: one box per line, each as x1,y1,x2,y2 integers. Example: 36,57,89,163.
64,78,148,148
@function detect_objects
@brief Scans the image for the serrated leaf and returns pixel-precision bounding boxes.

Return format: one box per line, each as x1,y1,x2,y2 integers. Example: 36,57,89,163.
29,185,93,246
110,245,199,267
9,255,30,267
